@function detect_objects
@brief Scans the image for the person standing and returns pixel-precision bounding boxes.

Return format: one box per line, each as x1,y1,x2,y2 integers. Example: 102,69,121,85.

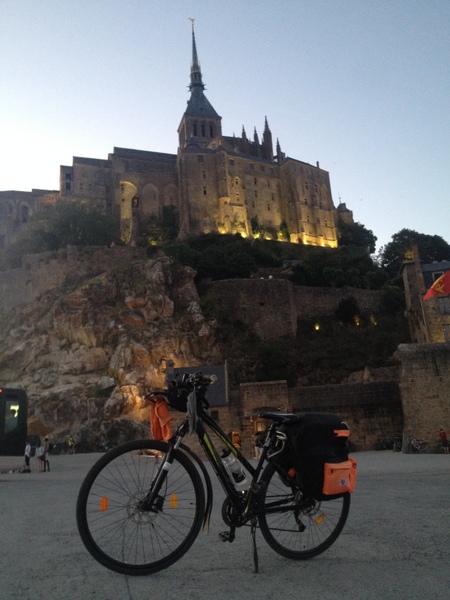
23,441,31,473
438,429,449,454
67,436,74,454
36,444,45,471
43,437,50,471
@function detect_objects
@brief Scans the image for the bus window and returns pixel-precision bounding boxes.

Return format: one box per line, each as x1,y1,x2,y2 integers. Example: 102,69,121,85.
4,402,19,434
0,388,28,456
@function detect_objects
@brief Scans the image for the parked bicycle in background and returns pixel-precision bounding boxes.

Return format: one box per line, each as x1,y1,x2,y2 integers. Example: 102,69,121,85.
408,438,428,453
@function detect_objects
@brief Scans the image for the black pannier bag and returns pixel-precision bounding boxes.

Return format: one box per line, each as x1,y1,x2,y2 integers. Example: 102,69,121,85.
281,413,357,500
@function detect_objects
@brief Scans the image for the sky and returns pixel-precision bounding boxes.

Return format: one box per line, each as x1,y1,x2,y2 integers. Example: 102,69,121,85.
0,0,449,253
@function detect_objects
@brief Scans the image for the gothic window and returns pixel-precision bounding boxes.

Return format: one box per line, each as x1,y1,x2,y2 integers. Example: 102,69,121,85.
235,178,239,186
65,173,71,181
267,180,271,188
229,159,234,166
254,177,257,185
201,123,206,137
252,201,255,208
210,125,214,137
268,204,271,211
203,187,207,195
65,182,71,191
304,182,309,191
203,171,206,179
193,123,197,136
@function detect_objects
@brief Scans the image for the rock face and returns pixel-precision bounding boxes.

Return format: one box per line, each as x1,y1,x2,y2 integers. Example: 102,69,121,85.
0,256,219,450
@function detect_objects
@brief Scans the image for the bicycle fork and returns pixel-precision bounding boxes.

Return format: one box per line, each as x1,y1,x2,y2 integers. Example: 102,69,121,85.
137,446,176,512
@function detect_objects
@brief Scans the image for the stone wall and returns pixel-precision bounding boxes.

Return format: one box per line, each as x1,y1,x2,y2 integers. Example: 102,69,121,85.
169,378,403,458
0,246,147,312
207,279,298,339
207,278,385,339
395,343,450,446
288,381,403,451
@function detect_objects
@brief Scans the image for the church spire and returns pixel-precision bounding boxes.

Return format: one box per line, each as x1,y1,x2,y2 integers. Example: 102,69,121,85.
178,20,222,148
189,19,205,91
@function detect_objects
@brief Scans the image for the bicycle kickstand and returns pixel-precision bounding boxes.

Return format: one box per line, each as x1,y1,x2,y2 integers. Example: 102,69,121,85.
251,517,259,574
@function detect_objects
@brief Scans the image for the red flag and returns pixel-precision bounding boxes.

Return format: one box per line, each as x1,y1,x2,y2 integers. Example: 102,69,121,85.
423,270,450,301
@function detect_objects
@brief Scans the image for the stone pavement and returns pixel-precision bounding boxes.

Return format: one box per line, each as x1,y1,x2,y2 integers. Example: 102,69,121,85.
0,451,448,600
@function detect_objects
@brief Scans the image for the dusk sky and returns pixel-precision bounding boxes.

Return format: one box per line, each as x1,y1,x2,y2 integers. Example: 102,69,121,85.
1,0,449,253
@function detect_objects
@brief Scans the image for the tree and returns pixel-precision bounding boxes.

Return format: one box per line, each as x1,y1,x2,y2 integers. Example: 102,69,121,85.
381,229,450,275
140,205,179,246
337,218,377,254
0,201,121,269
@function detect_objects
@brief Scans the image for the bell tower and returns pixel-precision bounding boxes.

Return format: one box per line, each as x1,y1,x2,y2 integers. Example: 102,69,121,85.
177,21,222,148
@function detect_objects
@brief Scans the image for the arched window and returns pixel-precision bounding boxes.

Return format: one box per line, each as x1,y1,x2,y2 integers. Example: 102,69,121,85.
21,205,29,223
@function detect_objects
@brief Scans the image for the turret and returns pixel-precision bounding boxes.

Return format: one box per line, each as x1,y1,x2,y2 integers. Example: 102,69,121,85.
261,116,273,160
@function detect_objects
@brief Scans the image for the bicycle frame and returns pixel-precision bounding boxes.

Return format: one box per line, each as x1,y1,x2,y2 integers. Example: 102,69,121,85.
141,401,284,524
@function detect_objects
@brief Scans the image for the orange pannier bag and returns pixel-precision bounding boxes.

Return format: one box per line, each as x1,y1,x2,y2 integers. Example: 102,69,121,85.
322,458,357,496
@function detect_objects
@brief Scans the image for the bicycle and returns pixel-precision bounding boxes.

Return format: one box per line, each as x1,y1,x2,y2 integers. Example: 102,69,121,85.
76,373,354,575
409,438,428,453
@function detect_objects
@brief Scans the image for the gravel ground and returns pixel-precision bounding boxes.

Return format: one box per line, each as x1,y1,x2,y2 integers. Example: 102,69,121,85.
0,450,449,600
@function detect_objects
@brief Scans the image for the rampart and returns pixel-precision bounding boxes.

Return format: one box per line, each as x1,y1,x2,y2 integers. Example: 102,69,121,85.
207,278,385,339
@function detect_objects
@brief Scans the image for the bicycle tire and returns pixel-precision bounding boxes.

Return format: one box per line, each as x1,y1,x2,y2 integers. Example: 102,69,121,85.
76,439,205,575
258,461,350,560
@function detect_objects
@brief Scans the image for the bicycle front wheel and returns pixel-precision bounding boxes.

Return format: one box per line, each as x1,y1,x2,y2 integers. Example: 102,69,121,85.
258,462,350,560
76,440,205,575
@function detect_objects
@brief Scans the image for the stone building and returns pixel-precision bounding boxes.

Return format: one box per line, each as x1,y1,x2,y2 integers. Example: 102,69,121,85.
402,247,450,343
0,26,350,250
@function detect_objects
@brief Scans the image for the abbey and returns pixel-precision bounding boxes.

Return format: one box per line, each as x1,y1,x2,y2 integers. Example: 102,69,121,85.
0,27,352,249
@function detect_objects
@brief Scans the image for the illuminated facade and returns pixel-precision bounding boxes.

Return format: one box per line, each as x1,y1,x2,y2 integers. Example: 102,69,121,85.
0,27,344,249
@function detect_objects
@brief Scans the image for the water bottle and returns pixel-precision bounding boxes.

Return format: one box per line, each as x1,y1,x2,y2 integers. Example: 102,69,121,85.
221,449,248,490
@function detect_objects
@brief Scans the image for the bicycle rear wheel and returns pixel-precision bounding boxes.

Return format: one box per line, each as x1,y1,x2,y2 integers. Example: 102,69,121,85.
76,439,205,575
258,462,350,560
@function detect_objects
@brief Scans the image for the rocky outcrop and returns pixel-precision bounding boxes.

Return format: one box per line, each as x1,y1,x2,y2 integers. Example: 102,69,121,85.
0,255,219,449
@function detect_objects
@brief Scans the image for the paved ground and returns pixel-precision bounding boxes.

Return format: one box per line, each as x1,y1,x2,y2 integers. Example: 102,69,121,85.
0,451,449,600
